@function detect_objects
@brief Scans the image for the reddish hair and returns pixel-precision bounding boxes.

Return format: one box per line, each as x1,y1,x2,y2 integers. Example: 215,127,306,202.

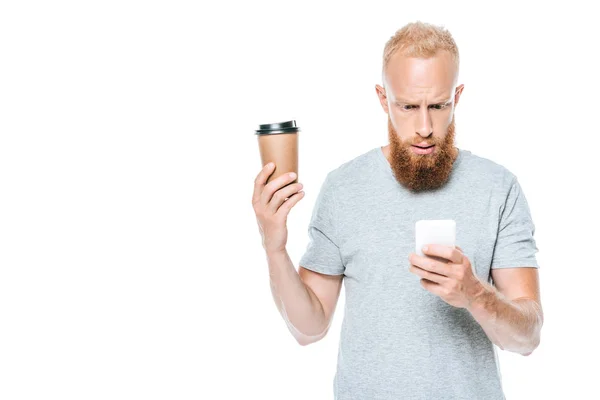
382,21,460,85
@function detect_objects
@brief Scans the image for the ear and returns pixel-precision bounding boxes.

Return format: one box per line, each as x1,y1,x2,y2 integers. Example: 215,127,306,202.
375,84,389,114
454,84,465,107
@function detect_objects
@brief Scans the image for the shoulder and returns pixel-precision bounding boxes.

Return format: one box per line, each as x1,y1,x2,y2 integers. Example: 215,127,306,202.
324,147,378,188
459,148,517,189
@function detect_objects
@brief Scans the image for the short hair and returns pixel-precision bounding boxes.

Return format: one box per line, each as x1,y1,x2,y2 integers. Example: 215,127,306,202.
381,21,460,86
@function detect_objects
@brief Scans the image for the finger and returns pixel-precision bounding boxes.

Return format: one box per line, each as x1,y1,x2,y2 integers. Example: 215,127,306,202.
408,253,450,276
268,182,304,214
409,264,448,284
260,171,298,207
455,246,465,263
420,278,445,296
275,190,305,218
252,162,275,204
422,244,462,264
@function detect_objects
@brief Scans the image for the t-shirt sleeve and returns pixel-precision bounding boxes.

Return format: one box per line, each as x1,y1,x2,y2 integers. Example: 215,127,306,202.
491,176,540,269
298,173,345,275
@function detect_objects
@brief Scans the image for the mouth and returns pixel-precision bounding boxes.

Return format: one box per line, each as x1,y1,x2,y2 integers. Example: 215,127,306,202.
411,144,436,155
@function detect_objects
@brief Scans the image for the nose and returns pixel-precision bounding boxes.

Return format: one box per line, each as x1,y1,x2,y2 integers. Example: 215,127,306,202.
416,106,433,138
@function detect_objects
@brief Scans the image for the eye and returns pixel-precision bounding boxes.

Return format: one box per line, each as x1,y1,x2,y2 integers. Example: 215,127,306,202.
429,103,449,110
400,105,416,111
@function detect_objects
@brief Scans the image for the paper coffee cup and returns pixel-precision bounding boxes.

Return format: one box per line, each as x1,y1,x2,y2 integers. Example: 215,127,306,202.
255,120,299,185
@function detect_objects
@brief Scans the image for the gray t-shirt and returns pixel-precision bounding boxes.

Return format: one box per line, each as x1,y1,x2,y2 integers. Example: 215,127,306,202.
299,146,540,400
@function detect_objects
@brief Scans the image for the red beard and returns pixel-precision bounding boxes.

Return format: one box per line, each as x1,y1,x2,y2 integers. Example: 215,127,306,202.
387,114,459,192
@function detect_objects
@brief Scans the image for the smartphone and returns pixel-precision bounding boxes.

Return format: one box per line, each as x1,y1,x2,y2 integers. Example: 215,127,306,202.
415,219,456,256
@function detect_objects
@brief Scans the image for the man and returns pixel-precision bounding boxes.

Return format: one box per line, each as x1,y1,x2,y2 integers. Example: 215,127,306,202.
252,21,543,400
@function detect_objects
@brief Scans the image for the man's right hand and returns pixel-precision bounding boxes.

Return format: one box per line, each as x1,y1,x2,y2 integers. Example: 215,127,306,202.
252,163,305,254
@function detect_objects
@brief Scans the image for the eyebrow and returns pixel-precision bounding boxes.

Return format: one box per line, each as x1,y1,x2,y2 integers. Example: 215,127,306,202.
395,98,452,105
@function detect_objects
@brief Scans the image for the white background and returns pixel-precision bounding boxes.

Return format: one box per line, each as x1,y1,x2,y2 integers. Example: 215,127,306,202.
1,1,598,399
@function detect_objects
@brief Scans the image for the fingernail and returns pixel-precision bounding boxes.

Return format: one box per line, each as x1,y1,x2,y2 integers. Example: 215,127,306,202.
289,172,296,178
422,246,428,252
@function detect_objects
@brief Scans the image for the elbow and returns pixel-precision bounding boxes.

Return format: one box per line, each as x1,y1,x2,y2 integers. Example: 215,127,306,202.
523,320,543,356
296,336,316,346
521,348,535,356
295,328,329,347
521,346,534,356
521,336,541,356
517,309,544,356
297,337,313,346
499,332,541,356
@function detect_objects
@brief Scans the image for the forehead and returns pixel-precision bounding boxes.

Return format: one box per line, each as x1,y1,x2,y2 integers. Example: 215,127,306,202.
385,50,457,101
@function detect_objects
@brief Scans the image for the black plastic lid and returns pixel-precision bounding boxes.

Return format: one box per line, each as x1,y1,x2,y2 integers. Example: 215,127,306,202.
255,120,300,135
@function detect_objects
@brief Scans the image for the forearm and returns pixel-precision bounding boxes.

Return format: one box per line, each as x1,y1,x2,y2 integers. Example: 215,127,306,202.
266,249,329,345
467,280,543,355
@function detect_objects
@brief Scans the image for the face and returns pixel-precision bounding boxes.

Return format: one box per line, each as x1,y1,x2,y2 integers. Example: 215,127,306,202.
376,50,465,192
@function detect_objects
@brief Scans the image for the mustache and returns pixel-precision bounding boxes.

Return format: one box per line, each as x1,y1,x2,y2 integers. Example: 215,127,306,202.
410,142,435,147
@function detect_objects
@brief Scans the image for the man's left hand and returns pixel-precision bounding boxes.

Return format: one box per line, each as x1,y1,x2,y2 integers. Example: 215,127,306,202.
408,244,485,309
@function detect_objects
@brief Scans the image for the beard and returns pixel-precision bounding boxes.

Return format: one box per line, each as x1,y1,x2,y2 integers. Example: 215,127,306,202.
387,113,459,192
